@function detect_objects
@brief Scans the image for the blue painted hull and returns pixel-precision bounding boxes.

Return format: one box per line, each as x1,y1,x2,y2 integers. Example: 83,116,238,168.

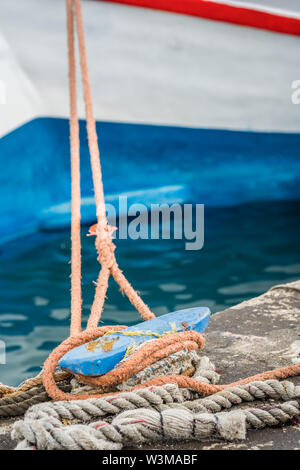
59,306,210,376
1,118,300,255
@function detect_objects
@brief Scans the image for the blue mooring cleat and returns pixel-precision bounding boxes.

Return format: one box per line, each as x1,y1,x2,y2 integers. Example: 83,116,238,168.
59,306,210,376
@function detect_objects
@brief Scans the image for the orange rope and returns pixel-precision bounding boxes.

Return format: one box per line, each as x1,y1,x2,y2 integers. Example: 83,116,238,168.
67,0,82,336
42,0,154,399
42,0,299,402
73,0,154,324
43,328,300,401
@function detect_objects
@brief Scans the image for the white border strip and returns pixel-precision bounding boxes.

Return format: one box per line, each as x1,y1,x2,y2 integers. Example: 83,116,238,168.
213,0,300,20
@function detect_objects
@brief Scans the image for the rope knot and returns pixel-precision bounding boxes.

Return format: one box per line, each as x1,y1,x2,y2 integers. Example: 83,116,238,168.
89,222,117,269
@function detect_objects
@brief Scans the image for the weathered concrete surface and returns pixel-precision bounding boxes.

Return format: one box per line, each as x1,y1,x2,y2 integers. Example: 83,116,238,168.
143,280,300,451
1,280,299,450
0,418,16,450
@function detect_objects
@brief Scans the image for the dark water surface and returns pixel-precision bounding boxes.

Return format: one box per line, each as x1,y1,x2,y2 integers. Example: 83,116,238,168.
0,200,299,386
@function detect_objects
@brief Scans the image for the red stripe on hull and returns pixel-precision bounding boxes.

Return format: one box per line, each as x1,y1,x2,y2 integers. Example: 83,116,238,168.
98,0,300,36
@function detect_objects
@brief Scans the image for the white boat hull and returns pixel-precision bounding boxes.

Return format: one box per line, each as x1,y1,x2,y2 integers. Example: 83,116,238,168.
0,0,300,136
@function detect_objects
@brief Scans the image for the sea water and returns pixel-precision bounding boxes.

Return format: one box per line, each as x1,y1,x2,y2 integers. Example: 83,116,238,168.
0,200,299,386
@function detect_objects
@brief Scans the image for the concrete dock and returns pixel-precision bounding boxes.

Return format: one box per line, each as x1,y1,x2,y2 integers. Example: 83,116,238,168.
1,280,299,450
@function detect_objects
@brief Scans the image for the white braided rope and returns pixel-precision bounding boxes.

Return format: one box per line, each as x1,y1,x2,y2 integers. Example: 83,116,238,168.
186,379,300,412
13,398,300,450
23,384,190,422
12,379,300,450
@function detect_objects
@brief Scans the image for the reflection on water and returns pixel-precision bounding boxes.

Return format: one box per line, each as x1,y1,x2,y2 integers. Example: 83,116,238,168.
0,200,299,386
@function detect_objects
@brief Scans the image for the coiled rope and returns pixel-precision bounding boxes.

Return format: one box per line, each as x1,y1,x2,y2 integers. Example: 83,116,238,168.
0,351,205,417
0,0,297,411
0,373,70,418
40,0,300,402
12,379,300,450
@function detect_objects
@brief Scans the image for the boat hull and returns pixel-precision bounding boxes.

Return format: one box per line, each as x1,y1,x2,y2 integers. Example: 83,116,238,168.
1,0,300,136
